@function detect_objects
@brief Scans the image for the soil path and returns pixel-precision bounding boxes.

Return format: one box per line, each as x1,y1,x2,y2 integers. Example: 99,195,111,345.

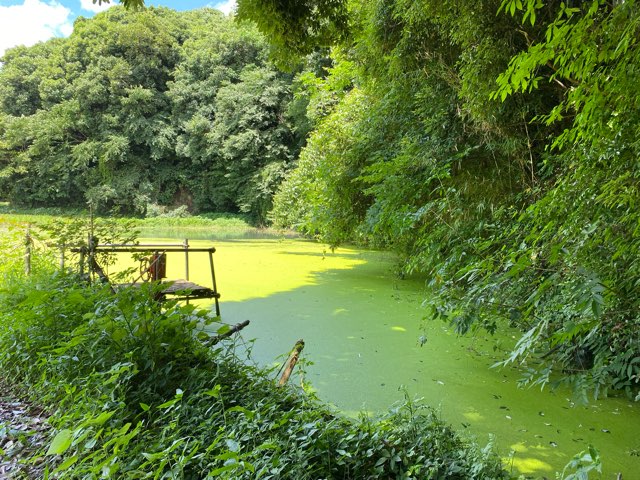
0,383,49,478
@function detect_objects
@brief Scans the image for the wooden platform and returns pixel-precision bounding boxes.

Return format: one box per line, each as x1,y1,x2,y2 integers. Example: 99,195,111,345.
72,240,221,315
116,280,220,301
160,280,221,300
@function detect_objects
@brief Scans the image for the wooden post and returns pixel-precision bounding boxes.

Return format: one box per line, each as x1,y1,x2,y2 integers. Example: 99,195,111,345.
79,247,86,276
278,339,305,387
24,225,32,276
59,243,65,270
183,238,189,281
86,235,114,292
209,249,220,316
88,234,96,281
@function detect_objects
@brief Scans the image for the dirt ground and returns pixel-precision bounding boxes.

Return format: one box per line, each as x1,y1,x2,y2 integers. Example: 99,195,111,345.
0,382,49,479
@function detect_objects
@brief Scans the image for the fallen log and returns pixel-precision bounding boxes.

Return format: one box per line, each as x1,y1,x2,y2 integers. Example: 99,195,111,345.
207,320,250,345
278,339,305,387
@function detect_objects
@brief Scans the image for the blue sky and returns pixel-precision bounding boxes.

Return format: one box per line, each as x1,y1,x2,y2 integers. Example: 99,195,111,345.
0,0,235,58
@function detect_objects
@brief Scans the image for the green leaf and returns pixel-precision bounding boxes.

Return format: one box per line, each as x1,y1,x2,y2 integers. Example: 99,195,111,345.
88,411,114,426
46,429,73,456
216,324,231,335
54,455,78,472
142,452,166,461
204,385,221,398
157,398,179,409
226,406,255,418
207,464,238,475
215,451,238,461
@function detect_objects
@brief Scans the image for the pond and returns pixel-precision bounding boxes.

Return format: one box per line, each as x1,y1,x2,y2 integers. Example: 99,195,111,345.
137,233,639,478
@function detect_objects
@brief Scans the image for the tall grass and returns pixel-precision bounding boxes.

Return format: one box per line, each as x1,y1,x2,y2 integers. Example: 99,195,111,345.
0,205,294,241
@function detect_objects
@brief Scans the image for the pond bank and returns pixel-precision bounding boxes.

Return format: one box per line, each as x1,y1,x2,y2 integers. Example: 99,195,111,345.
143,236,639,479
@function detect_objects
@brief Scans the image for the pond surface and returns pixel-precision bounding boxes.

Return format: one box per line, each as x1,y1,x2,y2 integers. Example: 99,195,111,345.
138,234,639,479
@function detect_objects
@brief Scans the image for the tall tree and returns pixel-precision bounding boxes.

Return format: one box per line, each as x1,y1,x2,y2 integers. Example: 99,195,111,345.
267,0,640,399
0,6,305,221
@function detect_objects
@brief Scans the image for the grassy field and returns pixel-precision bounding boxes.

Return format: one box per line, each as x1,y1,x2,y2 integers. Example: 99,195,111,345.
0,203,295,239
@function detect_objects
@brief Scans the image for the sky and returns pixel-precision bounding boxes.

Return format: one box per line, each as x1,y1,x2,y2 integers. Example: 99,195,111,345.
0,0,237,58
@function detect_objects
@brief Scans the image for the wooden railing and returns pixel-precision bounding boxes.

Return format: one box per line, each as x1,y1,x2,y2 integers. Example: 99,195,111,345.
70,239,221,316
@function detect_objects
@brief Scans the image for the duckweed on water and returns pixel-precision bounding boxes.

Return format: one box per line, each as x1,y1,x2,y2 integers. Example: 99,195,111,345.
0,269,507,479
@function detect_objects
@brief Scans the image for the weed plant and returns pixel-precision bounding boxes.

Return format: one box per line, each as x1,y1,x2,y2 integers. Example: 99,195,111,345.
0,267,508,479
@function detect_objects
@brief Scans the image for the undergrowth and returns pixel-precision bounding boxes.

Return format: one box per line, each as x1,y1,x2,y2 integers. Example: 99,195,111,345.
0,204,253,230
0,207,291,244
0,268,508,479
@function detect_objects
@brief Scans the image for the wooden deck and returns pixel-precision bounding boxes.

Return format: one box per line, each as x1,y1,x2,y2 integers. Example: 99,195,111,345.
72,240,222,315
160,280,221,299
117,279,220,301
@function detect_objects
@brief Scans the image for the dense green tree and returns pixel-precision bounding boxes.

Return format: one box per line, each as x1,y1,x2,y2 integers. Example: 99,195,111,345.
235,0,350,65
0,41,66,116
0,7,304,221
163,18,301,219
482,0,640,398
268,0,640,399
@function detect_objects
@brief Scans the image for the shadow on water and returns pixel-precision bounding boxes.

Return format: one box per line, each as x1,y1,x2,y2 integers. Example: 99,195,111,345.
219,272,639,479
143,236,640,479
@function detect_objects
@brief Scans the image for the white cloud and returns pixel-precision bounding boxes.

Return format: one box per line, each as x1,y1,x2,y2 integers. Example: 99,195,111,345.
210,0,236,15
79,0,114,13
0,0,73,58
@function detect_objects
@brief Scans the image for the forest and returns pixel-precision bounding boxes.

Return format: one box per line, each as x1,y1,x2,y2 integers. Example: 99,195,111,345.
240,0,640,402
0,7,308,222
0,0,639,466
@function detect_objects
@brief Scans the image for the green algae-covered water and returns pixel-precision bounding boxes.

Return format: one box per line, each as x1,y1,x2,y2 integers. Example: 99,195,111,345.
136,235,639,478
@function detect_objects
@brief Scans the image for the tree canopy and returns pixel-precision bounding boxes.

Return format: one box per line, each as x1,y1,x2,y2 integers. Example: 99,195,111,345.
0,7,304,222
264,0,640,400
